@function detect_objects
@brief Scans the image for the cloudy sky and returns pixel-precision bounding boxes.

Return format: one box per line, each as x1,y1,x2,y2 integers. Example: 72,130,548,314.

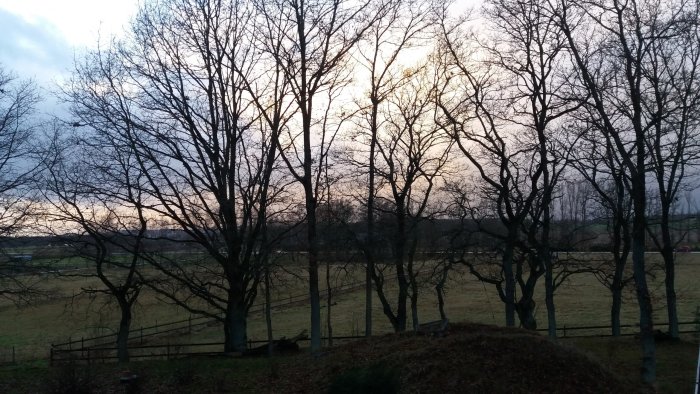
0,0,138,87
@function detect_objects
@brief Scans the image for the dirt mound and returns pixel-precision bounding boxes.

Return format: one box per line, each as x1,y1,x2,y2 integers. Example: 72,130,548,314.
273,323,643,393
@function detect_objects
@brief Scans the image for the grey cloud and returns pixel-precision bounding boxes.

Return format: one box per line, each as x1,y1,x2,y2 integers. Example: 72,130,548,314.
0,8,75,83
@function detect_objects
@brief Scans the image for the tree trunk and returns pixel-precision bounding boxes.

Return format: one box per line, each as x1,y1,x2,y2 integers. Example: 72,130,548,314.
265,266,274,355
223,293,248,353
502,239,516,327
116,299,132,363
660,212,679,339
395,263,408,332
307,197,322,353
631,180,656,383
611,283,623,337
544,254,556,338
365,103,378,338
409,264,419,331
515,298,537,330
661,245,678,339
326,259,333,347
610,178,629,337
543,200,556,338
436,268,448,321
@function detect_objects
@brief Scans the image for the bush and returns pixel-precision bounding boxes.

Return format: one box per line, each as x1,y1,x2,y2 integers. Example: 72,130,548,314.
328,362,400,394
45,361,93,394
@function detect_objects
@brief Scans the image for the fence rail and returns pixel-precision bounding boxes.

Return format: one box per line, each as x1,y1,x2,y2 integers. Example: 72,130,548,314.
47,321,700,365
50,274,389,352
535,320,699,338
49,336,365,364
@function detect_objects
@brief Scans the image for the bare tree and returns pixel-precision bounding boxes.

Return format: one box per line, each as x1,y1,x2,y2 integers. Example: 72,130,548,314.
642,2,700,339
65,0,289,353
436,0,579,332
367,61,452,332
553,0,700,383
0,65,42,304
41,124,146,363
256,0,382,352
571,124,635,336
349,0,437,336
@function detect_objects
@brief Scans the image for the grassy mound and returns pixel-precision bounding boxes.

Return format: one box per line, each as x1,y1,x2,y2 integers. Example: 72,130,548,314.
271,323,642,393
1,323,656,393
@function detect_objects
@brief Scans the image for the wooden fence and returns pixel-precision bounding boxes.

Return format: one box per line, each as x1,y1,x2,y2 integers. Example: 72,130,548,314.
47,321,700,365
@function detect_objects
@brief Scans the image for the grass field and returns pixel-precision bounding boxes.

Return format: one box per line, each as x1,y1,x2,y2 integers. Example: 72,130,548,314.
1,252,699,364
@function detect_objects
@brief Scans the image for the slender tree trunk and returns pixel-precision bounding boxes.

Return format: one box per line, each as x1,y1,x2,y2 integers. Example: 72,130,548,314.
409,260,419,331
265,265,274,355
543,201,556,338
611,282,623,337
306,196,322,352
503,236,516,327
544,252,556,338
365,103,378,338
631,178,656,383
395,209,408,332
610,176,629,336
326,259,333,347
436,268,448,321
660,212,679,339
396,263,408,332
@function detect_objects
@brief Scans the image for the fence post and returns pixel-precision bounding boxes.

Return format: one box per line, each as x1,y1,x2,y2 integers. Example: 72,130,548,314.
49,346,53,367
12,346,15,365
87,348,90,365
81,337,84,349
68,336,72,350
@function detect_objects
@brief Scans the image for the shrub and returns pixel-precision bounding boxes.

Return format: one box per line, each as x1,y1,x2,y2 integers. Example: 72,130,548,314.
45,361,93,394
328,362,400,394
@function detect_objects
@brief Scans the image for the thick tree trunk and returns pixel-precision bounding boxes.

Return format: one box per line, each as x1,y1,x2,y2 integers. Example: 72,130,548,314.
116,299,132,363
223,293,248,353
515,298,537,330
